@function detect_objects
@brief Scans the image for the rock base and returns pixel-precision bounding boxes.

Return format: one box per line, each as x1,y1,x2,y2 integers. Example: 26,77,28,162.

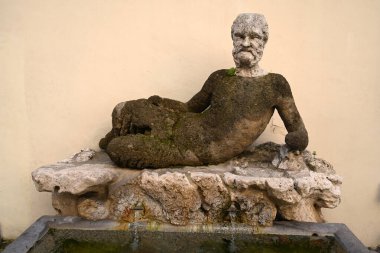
32,143,341,227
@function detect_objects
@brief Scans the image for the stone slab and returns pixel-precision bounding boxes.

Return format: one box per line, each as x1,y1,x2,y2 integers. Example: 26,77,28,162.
31,143,342,226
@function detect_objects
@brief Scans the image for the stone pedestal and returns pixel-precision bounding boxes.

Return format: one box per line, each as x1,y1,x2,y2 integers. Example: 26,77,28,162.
32,143,341,227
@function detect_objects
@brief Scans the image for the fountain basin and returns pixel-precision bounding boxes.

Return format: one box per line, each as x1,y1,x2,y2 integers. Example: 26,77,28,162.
3,216,369,253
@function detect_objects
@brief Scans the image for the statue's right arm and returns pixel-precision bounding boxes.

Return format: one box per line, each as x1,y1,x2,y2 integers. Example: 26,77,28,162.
275,75,309,151
186,72,218,113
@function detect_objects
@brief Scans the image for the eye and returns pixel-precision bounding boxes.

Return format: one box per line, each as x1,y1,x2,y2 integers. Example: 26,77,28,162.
250,34,262,40
234,33,244,39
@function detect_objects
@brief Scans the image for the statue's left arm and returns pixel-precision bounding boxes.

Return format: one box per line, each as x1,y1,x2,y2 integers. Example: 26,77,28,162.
275,75,309,151
186,70,219,113
146,71,220,113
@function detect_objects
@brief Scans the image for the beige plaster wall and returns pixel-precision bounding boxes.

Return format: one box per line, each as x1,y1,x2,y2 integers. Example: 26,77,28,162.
0,0,379,246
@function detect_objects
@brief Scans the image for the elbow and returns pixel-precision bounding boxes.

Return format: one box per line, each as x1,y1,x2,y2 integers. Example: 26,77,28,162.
185,102,195,112
186,102,204,113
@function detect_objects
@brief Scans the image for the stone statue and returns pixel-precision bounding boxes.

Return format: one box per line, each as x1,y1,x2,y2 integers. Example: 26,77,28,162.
99,13,308,168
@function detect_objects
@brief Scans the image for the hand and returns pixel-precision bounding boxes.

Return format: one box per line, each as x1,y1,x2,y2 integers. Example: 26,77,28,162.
285,129,308,151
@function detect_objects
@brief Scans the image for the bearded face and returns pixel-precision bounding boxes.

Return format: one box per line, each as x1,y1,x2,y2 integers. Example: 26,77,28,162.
232,27,266,68
231,14,268,69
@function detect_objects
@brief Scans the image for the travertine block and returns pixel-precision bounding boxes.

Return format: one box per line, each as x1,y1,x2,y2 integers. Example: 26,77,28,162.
32,143,341,226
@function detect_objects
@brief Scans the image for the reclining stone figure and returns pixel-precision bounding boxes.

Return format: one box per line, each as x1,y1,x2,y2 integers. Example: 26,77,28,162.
99,13,308,168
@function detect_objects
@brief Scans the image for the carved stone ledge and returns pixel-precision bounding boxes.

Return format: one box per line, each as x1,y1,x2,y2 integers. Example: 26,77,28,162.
32,143,341,227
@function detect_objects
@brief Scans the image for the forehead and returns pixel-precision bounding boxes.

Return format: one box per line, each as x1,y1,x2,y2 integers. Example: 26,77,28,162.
232,25,264,37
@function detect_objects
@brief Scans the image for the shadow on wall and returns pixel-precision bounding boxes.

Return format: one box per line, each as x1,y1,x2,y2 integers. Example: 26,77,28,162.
377,184,380,203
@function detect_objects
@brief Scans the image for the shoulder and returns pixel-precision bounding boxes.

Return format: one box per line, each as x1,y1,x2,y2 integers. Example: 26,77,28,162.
201,69,228,90
268,73,288,84
207,69,229,79
267,73,293,97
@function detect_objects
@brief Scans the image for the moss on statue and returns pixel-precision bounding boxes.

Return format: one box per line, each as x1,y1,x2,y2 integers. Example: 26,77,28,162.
99,13,309,169
99,70,308,168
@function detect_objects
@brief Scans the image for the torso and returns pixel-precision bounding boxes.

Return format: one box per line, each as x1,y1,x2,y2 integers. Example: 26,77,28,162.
174,70,283,163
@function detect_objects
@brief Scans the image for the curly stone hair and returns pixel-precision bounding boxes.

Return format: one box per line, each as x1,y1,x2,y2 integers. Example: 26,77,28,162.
231,13,269,44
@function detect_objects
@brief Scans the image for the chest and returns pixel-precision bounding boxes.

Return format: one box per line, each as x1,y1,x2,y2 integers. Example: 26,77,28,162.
211,77,276,111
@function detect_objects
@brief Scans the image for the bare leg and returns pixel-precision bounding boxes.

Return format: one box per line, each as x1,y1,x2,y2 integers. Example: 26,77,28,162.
106,135,192,168
100,98,186,151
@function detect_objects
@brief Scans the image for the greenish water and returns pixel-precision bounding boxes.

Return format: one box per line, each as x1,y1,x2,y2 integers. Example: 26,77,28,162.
62,240,127,253
28,228,337,253
0,240,13,253
60,237,331,253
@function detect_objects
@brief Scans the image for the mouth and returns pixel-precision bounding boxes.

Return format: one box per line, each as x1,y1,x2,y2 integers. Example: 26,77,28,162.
237,50,255,59
239,48,252,53
236,48,261,59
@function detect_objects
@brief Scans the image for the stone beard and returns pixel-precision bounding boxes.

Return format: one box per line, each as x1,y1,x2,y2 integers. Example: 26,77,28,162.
30,13,341,240
231,13,269,77
98,13,309,169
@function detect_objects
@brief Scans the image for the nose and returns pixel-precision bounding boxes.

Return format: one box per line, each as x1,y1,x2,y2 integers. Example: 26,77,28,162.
242,36,250,47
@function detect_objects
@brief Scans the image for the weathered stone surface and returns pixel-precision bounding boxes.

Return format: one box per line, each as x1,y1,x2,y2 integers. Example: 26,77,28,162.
190,172,230,221
231,189,276,226
77,198,110,220
140,171,203,225
32,142,342,226
231,13,268,77
52,191,78,216
99,13,308,169
32,150,119,195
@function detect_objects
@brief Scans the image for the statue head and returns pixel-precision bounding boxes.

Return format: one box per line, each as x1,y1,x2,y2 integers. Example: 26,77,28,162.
231,13,269,69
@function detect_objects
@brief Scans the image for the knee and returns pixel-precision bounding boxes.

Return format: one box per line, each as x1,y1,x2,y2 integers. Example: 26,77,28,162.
106,136,151,168
106,136,132,167
99,131,115,150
